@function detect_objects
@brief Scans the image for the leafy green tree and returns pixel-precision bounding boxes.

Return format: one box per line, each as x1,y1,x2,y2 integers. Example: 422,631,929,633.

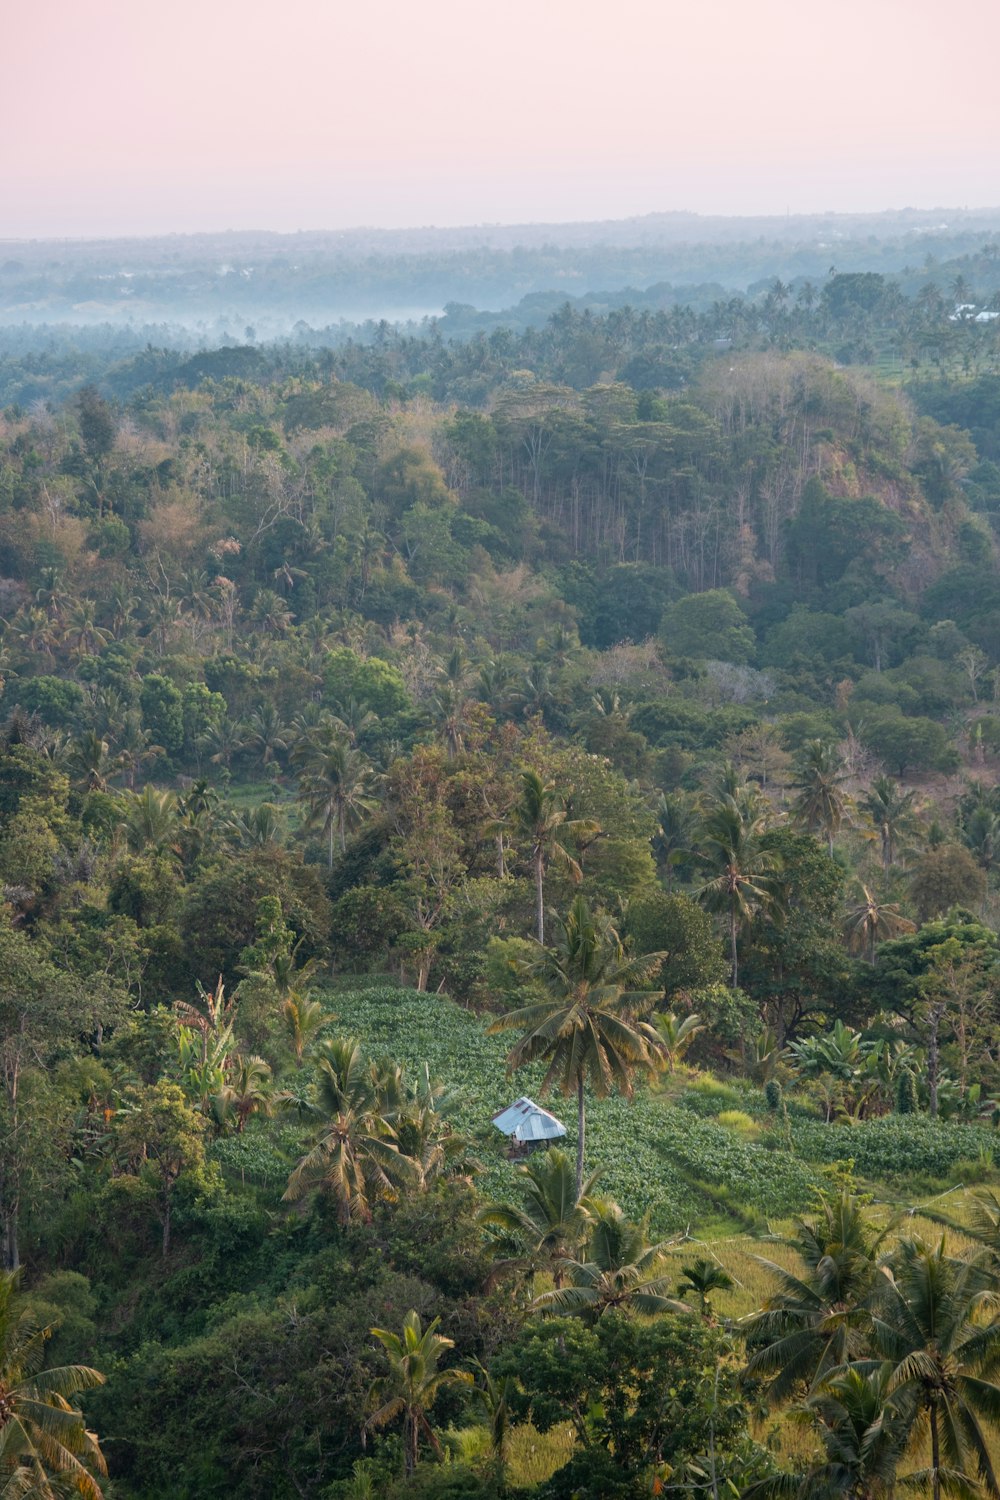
0,1270,107,1500
139,674,184,758
113,1081,210,1257
622,887,727,995
366,1311,472,1477
909,845,987,922
660,588,755,664
495,1313,755,1495
0,920,102,1271
489,895,665,1195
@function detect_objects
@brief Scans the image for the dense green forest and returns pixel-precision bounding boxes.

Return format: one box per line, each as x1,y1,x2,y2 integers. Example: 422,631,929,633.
9,276,1000,1498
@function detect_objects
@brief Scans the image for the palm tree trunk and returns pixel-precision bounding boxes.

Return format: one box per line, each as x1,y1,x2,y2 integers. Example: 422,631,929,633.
406,1410,417,1476
535,853,545,944
729,906,739,990
328,816,335,871
576,1074,586,1199
930,1405,941,1500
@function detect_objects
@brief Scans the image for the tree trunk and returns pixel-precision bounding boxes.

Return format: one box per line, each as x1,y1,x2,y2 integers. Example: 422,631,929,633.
406,1411,418,1476
535,853,545,944
576,1074,586,1199
328,818,335,871
162,1196,171,1258
928,1001,944,1120
930,1404,941,1500
729,907,739,990
0,1204,19,1272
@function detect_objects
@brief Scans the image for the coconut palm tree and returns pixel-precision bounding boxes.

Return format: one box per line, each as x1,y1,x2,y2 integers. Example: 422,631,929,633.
791,740,851,856
860,776,921,872
282,1039,420,1224
743,1192,898,1405
244,705,289,773
677,1257,734,1319
216,1054,273,1133
509,769,599,943
653,791,699,890
743,1363,911,1500
124,785,178,855
294,733,380,867
478,1147,599,1285
653,1011,704,1072
871,1236,1000,1500
533,1199,687,1321
843,884,915,965
697,794,782,989
366,1310,473,1476
0,1271,107,1500
489,896,666,1195
281,993,329,1068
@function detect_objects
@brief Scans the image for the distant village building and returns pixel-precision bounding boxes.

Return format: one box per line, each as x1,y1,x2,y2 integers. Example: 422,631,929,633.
492,1096,567,1152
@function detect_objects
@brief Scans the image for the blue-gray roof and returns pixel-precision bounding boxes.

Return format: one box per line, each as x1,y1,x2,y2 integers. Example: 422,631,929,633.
492,1096,567,1142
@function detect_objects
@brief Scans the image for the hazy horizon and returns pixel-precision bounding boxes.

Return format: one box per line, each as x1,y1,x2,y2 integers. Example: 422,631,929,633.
4,0,1000,241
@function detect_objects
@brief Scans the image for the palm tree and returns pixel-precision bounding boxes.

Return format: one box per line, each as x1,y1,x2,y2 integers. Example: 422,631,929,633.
533,1199,687,1320
62,600,111,660
0,1271,107,1500
115,711,162,789
478,1147,599,1284
67,731,119,793
281,994,329,1068
843,884,915,965
743,1192,898,1405
366,1310,473,1476
743,1363,910,1500
216,1054,272,1133
860,776,921,872
697,794,782,989
124,785,178,855
294,735,379,868
677,1257,734,1319
871,1236,1000,1500
653,791,698,890
282,1039,421,1224
244,705,288,773
510,769,599,943
489,896,666,1195
653,1011,704,1072
791,740,850,856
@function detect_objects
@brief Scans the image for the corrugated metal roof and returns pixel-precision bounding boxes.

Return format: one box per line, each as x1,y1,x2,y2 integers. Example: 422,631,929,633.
492,1096,567,1141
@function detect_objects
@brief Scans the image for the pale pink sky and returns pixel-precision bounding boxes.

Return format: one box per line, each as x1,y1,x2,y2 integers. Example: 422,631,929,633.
2,0,999,237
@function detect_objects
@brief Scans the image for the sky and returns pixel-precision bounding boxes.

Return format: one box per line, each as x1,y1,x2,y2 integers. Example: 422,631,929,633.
3,0,1000,238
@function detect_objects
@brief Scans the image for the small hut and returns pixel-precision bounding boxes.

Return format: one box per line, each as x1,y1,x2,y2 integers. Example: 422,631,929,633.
492,1096,567,1154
